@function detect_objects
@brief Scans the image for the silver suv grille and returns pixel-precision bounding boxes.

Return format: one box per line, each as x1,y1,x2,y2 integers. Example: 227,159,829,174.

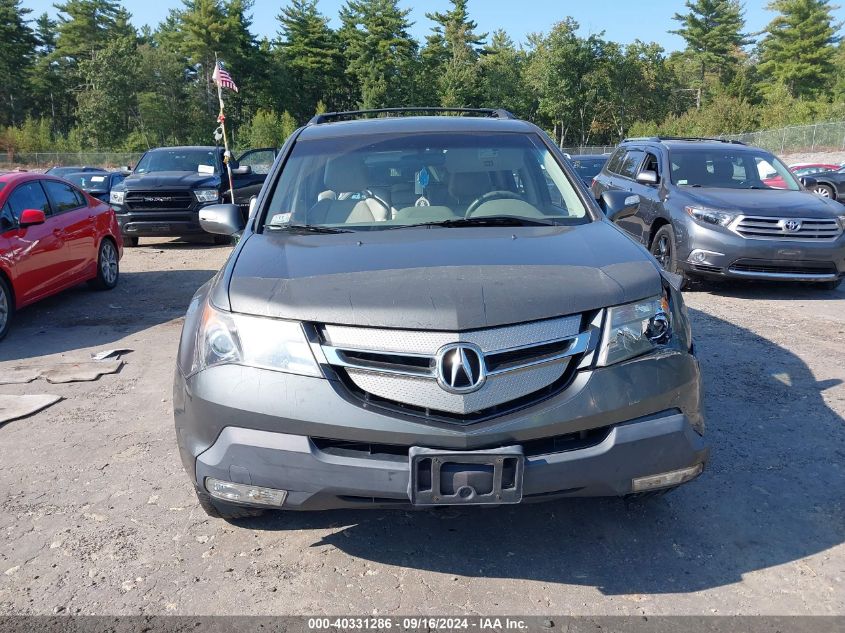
730,215,842,241
319,315,593,416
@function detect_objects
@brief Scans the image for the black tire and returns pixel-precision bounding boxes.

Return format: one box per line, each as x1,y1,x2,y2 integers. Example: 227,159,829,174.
213,234,232,246
649,224,690,289
816,278,842,291
812,183,835,199
0,275,13,341
195,489,265,520
122,236,139,247
90,238,119,290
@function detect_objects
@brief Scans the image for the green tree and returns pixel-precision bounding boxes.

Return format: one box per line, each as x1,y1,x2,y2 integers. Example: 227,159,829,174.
277,0,344,121
54,0,132,61
339,0,418,109
477,31,530,116
0,0,36,126
758,0,841,98
425,0,486,107
670,0,749,108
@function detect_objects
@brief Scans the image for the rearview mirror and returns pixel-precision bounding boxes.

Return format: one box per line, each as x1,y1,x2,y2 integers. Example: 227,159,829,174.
636,170,658,185
600,191,640,222
199,203,245,236
19,209,46,228
231,165,252,176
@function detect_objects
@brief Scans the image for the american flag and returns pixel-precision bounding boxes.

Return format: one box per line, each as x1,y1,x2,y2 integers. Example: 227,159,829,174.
212,62,238,93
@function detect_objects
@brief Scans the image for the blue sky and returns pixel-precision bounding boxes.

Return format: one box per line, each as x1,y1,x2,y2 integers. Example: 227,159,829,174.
19,0,845,52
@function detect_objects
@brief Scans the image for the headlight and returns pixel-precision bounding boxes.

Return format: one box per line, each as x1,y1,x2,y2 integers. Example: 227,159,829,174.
685,205,735,227
837,216,845,231
110,190,125,205
597,294,672,366
192,301,321,377
194,189,219,203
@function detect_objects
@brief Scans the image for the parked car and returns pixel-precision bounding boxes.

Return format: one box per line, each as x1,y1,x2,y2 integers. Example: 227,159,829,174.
44,166,108,178
801,165,845,200
62,171,127,204
0,172,123,339
569,154,609,188
761,162,841,189
174,108,707,520
592,137,845,289
108,145,277,246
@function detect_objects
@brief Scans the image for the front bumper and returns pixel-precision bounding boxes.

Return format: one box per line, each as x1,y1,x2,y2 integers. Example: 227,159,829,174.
174,351,707,510
677,218,845,282
113,207,205,237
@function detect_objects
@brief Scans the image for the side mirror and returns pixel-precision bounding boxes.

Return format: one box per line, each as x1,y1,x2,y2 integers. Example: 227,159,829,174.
636,170,658,185
600,191,640,222
199,203,245,236
19,209,47,228
231,165,252,176
120,165,131,172
800,176,817,188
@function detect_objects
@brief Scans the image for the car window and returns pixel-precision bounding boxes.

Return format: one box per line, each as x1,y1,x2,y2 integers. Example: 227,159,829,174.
669,149,800,190
265,132,589,229
238,149,275,175
641,152,660,179
605,148,626,175
43,180,84,213
571,157,607,181
618,150,645,179
8,181,51,217
1,201,15,230
135,149,219,174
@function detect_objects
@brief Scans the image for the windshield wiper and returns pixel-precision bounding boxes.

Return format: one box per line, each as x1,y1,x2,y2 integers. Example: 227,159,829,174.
266,223,353,234
387,216,560,229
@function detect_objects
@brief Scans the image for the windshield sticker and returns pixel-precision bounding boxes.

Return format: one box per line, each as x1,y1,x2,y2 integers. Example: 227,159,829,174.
269,212,291,225
90,176,106,182
197,164,214,174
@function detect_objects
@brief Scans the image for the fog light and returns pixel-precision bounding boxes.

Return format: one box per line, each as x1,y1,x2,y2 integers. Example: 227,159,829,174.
688,249,724,264
205,478,288,507
631,463,703,492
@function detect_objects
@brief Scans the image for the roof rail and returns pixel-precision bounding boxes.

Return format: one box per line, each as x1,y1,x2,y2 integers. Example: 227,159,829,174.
621,135,746,145
308,107,517,125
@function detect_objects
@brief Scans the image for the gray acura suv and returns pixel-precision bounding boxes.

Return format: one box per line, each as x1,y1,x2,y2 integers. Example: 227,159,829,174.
174,108,707,519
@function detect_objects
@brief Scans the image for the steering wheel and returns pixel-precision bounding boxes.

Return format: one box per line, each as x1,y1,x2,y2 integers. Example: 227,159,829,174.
465,190,527,216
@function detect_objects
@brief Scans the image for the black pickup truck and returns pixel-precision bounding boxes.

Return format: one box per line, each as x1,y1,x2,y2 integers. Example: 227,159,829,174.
109,146,276,245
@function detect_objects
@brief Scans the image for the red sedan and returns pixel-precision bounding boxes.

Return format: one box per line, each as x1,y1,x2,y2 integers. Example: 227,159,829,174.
0,172,123,339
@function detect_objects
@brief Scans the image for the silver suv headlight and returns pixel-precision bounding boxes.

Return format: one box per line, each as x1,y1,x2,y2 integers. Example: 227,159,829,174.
192,301,321,377
194,189,219,203
685,205,735,227
109,190,125,205
597,294,672,366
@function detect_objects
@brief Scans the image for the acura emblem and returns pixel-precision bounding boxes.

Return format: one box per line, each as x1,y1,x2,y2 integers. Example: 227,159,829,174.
435,343,486,394
782,219,802,232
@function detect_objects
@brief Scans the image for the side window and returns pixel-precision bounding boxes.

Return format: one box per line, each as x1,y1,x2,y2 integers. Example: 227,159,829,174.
42,180,84,213
605,148,626,175
618,150,645,179
238,149,275,175
8,181,51,218
1,201,15,230
642,152,660,180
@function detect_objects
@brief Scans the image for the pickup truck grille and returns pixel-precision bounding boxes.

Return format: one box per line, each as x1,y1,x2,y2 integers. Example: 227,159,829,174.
731,215,842,240
318,315,596,423
124,191,194,211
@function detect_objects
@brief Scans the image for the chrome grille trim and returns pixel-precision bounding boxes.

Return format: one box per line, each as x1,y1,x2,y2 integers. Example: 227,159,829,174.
730,215,842,241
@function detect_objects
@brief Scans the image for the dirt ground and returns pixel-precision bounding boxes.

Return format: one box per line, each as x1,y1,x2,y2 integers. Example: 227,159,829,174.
0,238,843,616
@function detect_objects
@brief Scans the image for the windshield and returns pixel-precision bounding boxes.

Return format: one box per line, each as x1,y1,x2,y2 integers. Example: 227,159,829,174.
134,149,218,175
63,173,110,190
669,148,800,190
570,157,607,181
264,132,589,230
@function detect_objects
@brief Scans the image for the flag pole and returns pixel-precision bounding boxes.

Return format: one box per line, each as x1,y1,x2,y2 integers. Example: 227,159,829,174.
215,53,236,207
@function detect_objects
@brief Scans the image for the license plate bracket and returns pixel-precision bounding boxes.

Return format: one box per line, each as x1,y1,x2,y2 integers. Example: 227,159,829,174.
408,446,524,506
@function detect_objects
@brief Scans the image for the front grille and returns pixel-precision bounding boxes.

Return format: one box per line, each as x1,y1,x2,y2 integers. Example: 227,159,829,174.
318,314,597,422
124,190,194,211
731,215,842,241
729,259,838,276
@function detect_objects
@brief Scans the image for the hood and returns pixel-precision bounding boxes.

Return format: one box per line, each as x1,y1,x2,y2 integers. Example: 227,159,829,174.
121,171,220,190
677,187,843,218
226,221,663,331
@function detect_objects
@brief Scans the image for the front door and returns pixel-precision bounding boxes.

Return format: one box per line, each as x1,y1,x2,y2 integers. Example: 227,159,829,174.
42,179,97,281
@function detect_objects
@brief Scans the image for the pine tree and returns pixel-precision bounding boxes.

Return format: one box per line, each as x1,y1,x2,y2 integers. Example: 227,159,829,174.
0,0,36,126
758,0,841,98
54,0,131,61
670,0,749,108
28,13,66,130
477,31,529,115
425,0,485,107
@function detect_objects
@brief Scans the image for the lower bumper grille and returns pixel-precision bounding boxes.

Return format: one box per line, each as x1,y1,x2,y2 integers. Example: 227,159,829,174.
729,259,838,276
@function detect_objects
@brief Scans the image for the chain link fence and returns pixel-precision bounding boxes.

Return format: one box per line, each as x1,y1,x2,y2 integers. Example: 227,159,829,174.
721,121,845,154
0,152,143,171
561,146,616,155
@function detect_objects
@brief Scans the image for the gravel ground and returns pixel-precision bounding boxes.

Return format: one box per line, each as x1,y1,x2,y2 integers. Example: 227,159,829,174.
0,238,843,616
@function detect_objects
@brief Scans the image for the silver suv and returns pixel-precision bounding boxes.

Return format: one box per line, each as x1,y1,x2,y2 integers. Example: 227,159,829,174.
174,108,707,519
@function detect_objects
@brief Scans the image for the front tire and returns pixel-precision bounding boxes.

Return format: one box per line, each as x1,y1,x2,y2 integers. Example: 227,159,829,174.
122,236,139,247
650,224,690,289
195,489,265,520
813,183,835,199
90,239,119,290
0,275,13,341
